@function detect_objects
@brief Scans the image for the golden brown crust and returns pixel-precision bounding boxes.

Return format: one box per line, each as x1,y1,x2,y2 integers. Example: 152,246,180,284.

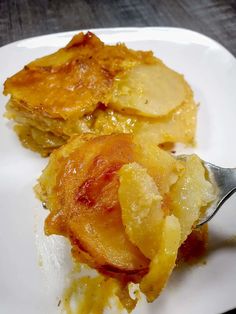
4,32,197,156
41,134,149,280
4,32,157,120
35,132,217,311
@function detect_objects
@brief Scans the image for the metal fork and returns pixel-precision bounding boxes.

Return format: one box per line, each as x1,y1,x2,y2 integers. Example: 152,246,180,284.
196,161,236,227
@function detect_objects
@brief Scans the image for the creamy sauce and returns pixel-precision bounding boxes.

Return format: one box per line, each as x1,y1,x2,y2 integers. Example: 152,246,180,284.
62,262,140,314
63,274,123,314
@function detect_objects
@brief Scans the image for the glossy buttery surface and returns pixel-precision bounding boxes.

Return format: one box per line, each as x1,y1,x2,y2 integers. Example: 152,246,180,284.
0,27,236,314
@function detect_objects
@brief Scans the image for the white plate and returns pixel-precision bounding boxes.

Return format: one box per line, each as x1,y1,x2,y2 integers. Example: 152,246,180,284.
0,27,236,314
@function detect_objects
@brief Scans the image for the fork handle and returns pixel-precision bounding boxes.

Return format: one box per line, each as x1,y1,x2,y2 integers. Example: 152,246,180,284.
205,164,236,196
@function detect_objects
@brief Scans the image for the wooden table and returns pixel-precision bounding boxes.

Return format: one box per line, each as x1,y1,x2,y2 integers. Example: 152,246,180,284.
0,0,235,55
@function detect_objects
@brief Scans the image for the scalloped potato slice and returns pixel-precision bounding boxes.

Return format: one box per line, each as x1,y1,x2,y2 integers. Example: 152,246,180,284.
135,100,197,146
134,135,183,194
110,64,191,118
171,155,215,243
118,162,164,259
140,215,181,302
38,134,150,279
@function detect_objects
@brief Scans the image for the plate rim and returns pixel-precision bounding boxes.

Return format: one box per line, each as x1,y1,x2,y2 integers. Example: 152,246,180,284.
0,26,235,61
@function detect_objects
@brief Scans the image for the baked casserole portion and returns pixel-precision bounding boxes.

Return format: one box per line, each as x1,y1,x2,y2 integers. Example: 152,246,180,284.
4,32,196,156
36,133,215,311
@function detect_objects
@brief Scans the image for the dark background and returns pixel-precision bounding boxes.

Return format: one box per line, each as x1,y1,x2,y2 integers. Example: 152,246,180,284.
0,0,236,55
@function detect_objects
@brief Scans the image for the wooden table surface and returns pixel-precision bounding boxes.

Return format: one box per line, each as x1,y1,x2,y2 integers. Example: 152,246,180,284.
0,1,235,314
0,0,236,55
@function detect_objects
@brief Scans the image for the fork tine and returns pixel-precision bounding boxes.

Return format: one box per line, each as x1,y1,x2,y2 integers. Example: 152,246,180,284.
176,155,236,227
197,161,236,226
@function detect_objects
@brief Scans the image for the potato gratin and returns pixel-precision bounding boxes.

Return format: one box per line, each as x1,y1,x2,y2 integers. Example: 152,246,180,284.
4,32,196,156
4,32,215,313
36,133,215,312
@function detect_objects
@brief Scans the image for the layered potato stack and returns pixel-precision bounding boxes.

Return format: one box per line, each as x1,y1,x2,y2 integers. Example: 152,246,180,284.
4,32,196,156
4,32,215,312
36,133,214,310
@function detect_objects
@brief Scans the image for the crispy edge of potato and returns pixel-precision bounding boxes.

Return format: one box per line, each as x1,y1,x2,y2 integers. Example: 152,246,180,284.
35,134,95,206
